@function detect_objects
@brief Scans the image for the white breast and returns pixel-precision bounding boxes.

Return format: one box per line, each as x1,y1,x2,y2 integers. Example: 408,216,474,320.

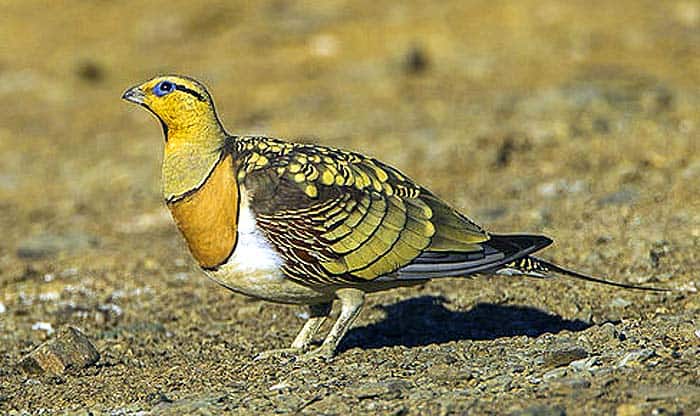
227,194,284,273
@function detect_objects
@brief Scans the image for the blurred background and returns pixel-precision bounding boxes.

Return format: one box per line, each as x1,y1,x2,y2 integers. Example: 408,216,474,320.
1,1,698,413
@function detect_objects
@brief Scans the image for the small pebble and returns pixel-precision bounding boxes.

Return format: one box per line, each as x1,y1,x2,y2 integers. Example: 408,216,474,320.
541,346,588,368
403,45,429,75
18,326,99,375
569,356,600,372
173,272,190,281
269,382,290,391
38,292,60,302
75,60,104,82
618,349,655,367
348,379,408,400
99,303,123,317
600,322,625,341
610,297,632,308
32,322,54,335
542,367,568,381
0,302,5,314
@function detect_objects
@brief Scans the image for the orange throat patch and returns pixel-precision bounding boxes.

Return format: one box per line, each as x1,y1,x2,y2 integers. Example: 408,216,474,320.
167,155,239,269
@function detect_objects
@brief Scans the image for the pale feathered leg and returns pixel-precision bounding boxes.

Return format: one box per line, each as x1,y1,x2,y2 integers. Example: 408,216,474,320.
305,288,365,359
290,302,332,349
255,302,332,360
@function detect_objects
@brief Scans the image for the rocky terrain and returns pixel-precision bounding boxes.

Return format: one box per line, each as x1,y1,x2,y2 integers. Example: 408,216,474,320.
0,1,698,414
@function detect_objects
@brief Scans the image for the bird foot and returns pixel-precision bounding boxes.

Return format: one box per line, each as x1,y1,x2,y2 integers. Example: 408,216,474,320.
253,347,303,361
254,346,335,362
298,345,335,361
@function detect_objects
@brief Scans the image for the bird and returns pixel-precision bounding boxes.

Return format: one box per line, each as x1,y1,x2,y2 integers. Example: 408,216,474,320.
122,75,666,359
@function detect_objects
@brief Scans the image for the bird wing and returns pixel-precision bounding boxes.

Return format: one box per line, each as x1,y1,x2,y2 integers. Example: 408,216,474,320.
231,136,490,286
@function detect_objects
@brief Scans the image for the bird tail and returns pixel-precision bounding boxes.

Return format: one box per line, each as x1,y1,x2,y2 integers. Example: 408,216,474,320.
497,256,669,292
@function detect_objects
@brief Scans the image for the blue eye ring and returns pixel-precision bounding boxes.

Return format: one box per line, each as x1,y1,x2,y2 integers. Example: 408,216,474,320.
153,81,175,97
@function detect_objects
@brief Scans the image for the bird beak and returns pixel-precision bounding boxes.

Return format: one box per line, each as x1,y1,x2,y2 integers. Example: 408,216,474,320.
122,86,146,104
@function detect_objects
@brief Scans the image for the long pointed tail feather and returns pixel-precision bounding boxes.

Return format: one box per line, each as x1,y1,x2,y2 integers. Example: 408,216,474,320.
503,256,669,292
397,234,553,280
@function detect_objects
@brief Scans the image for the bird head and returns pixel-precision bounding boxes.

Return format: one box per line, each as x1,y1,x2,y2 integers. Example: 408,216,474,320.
122,75,223,139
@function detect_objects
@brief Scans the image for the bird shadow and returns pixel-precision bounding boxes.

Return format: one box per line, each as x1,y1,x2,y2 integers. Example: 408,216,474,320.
339,295,591,351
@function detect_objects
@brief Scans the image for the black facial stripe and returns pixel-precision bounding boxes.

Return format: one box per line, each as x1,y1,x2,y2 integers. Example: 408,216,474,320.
174,84,206,101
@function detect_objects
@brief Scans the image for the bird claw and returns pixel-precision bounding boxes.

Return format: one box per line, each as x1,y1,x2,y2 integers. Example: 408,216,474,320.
253,348,302,361
254,345,335,363
299,345,335,361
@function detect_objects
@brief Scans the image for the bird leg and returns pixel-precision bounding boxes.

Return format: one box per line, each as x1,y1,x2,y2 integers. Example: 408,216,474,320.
290,302,332,349
305,288,365,359
254,302,331,360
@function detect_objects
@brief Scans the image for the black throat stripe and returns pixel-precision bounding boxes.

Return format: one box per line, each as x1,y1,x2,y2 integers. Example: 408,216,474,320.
175,84,206,101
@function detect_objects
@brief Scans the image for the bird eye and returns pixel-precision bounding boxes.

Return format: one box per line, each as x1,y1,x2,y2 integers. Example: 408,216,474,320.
153,81,174,97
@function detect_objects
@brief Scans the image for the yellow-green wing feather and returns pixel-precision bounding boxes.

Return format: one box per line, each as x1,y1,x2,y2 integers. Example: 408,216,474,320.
233,136,489,285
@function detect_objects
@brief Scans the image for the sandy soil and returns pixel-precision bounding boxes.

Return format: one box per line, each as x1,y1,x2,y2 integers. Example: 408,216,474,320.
0,1,698,414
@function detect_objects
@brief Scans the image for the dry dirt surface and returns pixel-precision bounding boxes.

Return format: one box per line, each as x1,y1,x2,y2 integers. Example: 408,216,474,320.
1,1,699,415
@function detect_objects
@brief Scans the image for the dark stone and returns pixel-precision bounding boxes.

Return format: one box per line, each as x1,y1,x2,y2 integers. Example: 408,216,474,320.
404,46,429,75
76,60,104,82
541,347,588,369
495,137,516,167
17,326,99,375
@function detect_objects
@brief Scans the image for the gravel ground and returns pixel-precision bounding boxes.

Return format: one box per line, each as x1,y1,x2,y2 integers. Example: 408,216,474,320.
0,1,698,414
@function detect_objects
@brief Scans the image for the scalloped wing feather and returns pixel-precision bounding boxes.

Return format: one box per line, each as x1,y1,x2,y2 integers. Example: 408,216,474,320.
233,136,490,285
